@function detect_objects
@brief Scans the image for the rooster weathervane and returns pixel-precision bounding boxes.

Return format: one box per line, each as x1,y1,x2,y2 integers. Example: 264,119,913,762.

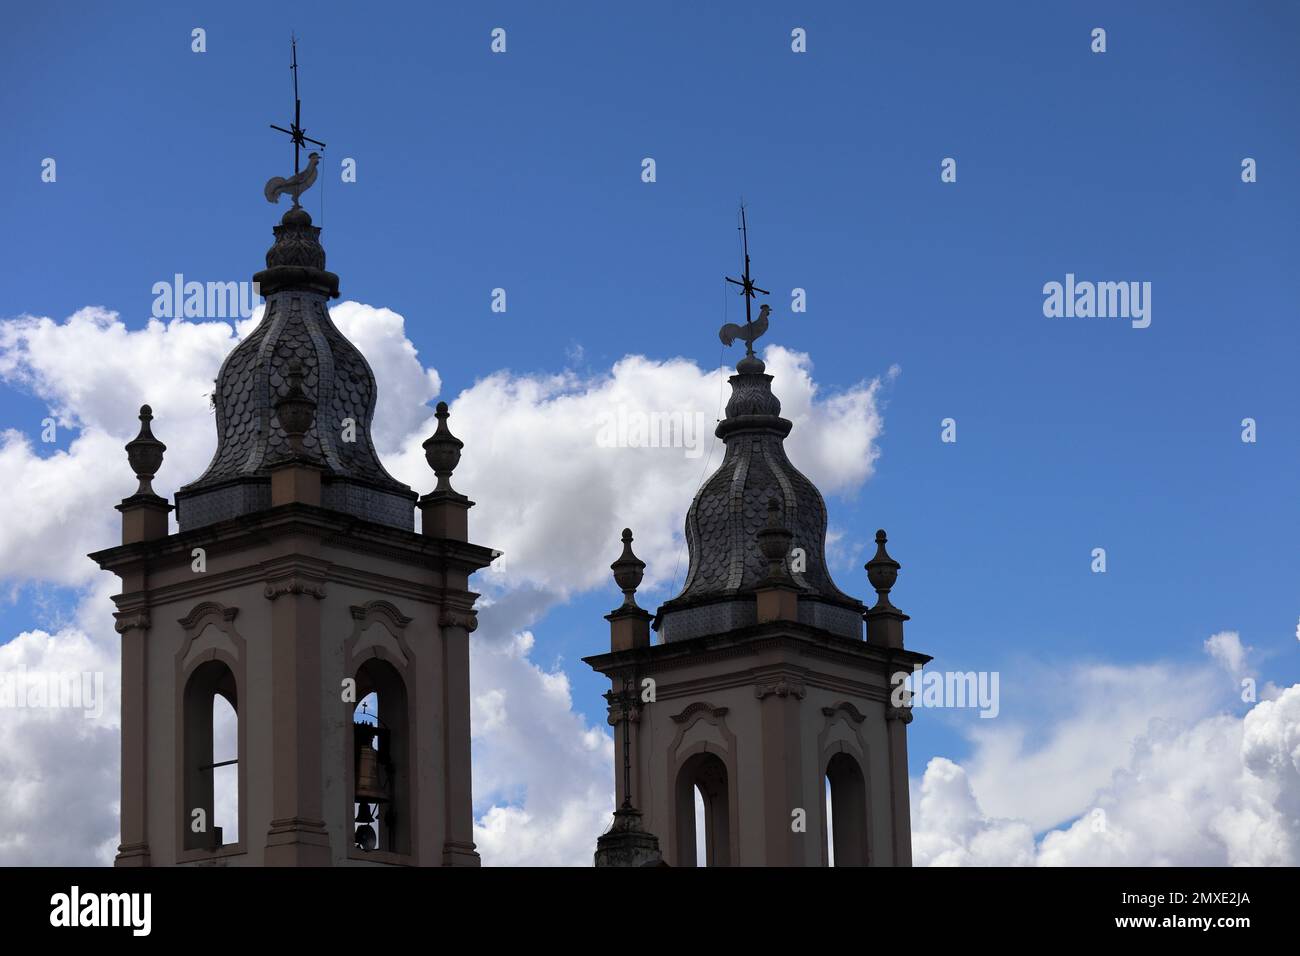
264,35,326,207
719,203,771,356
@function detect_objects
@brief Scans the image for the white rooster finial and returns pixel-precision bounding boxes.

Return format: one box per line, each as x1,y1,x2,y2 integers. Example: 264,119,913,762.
264,151,321,206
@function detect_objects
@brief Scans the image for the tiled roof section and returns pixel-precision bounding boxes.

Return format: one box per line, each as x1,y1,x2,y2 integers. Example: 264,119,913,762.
186,292,406,491
678,434,846,598
656,355,861,633
176,208,414,531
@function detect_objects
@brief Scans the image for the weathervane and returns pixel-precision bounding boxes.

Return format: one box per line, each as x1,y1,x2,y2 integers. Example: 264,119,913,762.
264,35,326,207
719,202,772,356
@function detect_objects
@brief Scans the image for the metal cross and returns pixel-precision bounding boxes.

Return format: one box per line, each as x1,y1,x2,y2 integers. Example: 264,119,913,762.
269,36,326,175
724,202,770,355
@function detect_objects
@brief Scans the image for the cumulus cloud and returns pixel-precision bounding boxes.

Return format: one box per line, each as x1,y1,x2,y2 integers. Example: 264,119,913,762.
1204,630,1251,681
961,661,1226,831
913,635,1300,866
0,611,120,864
0,302,889,865
469,628,613,866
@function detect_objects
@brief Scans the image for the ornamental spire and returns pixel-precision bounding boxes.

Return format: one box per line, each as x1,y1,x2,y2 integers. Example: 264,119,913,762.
422,402,464,495
610,528,648,611
720,202,772,363
124,405,166,498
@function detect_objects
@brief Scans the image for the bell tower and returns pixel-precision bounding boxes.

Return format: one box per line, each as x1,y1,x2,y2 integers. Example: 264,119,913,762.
585,217,930,866
90,204,494,867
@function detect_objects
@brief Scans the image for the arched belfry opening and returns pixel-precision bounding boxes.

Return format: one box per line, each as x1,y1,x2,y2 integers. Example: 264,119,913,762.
182,659,239,851
675,752,731,867
584,207,931,866
824,751,869,866
350,659,411,857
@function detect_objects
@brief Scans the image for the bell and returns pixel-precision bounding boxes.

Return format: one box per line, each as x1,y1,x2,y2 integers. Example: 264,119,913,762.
354,736,388,803
354,801,378,851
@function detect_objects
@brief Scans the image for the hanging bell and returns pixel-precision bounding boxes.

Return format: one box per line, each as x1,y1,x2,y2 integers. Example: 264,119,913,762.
354,801,378,851
354,734,388,803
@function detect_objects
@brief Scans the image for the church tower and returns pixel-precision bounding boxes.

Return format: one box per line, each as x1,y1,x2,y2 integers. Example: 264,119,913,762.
585,224,930,866
90,203,494,867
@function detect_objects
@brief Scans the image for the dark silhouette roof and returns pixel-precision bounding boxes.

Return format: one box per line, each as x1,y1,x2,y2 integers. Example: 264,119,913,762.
654,354,863,641
175,208,415,531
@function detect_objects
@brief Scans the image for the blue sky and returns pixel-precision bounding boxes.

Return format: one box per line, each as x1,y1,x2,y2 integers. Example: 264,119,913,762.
2,1,1299,859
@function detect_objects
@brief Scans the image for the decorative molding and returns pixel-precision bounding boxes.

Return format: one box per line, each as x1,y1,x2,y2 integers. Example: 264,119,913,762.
821,701,867,724
177,602,238,630
886,701,914,724
343,601,415,680
753,677,807,701
114,612,152,634
439,608,478,633
176,600,245,675
350,600,413,631
669,701,729,724
605,699,642,726
263,577,327,600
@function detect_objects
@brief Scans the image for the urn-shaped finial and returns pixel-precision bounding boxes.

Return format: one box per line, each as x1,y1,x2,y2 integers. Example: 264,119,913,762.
611,528,647,610
422,401,464,493
274,359,316,457
756,498,794,582
865,528,901,607
125,404,166,496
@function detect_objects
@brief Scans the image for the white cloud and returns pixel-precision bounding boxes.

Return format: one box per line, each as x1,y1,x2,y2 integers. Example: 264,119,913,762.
962,661,1226,831
1204,630,1250,680
0,618,119,865
913,636,1300,866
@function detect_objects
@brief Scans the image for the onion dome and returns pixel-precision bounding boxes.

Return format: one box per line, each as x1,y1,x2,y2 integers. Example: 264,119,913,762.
654,355,864,642
175,207,416,530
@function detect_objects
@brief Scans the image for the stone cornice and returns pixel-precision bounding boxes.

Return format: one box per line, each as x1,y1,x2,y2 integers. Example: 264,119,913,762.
89,502,496,577
584,621,932,680
89,507,494,609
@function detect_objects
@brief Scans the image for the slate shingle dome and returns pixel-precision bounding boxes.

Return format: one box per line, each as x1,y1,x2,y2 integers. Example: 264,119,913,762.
174,207,417,531
653,354,865,642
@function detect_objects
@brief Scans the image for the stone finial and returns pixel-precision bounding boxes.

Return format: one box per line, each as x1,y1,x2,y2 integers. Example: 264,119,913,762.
611,529,647,610
756,498,793,583
866,529,901,609
422,402,463,494
274,359,316,457
125,404,166,497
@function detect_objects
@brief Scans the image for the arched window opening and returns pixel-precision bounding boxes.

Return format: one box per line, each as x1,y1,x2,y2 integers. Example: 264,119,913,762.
824,775,835,866
212,693,239,844
351,660,410,855
694,786,707,866
825,751,868,866
182,659,238,851
675,752,730,866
